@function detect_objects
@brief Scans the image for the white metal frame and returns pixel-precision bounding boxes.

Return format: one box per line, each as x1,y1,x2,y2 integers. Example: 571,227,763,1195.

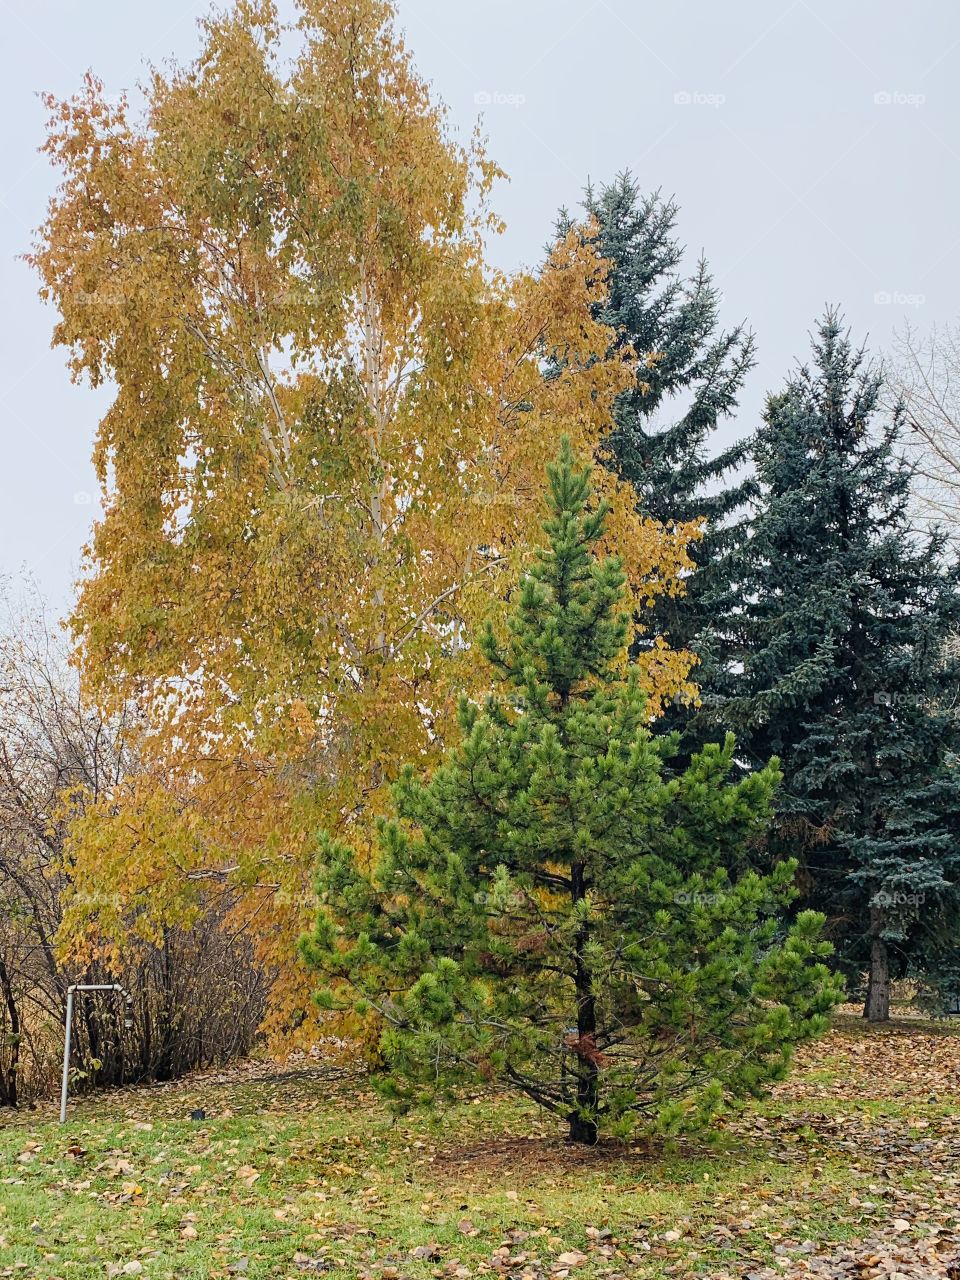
59,983,133,1123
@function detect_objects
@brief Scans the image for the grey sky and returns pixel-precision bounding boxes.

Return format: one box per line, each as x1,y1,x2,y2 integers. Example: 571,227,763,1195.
2,0,958,611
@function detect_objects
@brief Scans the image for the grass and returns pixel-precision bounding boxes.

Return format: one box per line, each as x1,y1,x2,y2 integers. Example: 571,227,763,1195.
1,1010,958,1278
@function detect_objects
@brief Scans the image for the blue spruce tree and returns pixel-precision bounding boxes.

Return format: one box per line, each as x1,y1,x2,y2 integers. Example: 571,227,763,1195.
571,175,755,713
719,313,960,1020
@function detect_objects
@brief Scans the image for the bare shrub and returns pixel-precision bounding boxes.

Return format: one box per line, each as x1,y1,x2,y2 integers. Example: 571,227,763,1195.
0,582,267,1105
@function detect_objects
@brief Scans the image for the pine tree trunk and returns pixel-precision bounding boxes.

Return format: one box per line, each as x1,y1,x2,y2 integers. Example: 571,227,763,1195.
568,1111,598,1144
568,861,599,1145
567,993,599,1146
864,932,890,1023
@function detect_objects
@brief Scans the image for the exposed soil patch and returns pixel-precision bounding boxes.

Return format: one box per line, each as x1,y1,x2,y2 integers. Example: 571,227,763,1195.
423,1133,662,1181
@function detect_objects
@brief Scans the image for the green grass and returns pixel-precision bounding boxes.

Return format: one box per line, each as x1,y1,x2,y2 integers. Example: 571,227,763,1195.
1,1016,959,1278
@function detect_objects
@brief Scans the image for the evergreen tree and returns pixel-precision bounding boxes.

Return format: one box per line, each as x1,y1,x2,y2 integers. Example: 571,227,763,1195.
301,443,841,1143
718,313,960,1021
579,175,756,677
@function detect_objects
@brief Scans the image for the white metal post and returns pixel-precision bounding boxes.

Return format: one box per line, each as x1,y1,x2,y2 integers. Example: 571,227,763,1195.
59,986,75,1124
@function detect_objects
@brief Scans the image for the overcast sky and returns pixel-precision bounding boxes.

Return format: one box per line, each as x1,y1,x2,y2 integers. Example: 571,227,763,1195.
2,0,959,611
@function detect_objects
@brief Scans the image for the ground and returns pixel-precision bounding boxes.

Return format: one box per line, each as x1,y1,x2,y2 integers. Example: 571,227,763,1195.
1,1012,959,1279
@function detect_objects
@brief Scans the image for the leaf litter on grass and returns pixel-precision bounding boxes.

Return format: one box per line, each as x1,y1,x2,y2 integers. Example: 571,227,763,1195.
1,1015,959,1279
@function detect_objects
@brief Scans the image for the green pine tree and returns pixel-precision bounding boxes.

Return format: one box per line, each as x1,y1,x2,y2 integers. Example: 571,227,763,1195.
717,313,960,1021
301,442,841,1143
571,175,756,699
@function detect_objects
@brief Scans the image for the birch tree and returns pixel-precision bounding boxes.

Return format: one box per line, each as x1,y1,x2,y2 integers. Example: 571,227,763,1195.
31,0,696,1036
